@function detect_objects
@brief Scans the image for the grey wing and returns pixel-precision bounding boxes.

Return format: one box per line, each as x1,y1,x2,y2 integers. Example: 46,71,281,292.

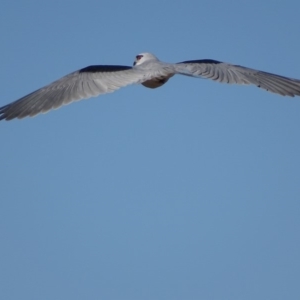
174,59,300,97
0,65,149,120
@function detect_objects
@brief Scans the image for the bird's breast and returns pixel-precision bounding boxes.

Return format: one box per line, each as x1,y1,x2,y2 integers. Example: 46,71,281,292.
141,75,174,89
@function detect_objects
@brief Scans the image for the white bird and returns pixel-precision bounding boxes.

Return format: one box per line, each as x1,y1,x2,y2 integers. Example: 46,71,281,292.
1,52,300,121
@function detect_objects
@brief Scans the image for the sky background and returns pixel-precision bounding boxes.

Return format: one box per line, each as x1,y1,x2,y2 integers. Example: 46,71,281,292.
1,1,300,299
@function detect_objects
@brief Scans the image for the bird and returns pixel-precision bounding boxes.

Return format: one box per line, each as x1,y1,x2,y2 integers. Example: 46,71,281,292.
1,52,300,121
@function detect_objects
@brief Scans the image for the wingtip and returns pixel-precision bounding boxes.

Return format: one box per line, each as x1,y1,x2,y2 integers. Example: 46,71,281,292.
0,104,9,121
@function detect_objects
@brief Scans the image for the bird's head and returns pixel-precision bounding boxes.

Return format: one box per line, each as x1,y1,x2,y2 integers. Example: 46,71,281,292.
133,52,159,66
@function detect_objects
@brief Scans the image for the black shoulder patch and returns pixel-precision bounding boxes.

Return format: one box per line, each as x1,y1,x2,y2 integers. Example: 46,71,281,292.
79,65,132,73
177,59,222,65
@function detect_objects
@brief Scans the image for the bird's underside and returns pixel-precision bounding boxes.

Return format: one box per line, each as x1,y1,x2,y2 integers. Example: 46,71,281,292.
1,52,300,121
141,76,173,88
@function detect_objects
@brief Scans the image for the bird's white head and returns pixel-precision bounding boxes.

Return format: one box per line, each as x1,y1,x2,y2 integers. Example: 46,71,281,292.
133,52,159,66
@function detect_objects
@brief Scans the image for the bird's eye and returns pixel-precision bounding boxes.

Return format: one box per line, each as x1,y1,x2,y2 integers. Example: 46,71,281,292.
136,55,143,60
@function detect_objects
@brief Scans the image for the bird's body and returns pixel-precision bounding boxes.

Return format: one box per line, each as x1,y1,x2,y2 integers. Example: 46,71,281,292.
134,54,175,88
1,52,300,121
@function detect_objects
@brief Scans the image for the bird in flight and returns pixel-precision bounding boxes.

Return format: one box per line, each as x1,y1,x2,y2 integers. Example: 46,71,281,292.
1,52,300,121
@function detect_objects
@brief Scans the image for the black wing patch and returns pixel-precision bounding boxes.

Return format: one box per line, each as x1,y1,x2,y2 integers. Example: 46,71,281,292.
79,65,132,73
177,59,222,65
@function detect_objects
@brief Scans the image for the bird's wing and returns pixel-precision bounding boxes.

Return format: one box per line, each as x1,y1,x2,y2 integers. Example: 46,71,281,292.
174,59,300,97
0,65,151,120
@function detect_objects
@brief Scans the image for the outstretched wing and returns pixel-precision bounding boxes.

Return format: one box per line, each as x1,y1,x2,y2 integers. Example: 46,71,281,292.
0,65,149,120
175,59,300,97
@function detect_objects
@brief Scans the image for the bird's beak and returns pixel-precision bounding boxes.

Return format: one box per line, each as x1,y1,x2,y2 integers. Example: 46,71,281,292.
133,61,136,66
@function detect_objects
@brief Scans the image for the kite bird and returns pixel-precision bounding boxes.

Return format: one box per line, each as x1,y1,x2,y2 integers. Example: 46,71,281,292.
1,52,300,121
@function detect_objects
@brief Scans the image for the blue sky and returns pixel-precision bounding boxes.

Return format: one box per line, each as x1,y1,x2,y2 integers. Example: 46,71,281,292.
1,1,300,299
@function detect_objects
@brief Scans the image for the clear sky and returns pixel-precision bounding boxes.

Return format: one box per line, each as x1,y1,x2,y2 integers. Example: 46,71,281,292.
1,1,300,299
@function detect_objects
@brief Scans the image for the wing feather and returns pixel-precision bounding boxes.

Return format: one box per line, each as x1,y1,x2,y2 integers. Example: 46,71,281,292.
0,65,148,120
175,59,300,96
